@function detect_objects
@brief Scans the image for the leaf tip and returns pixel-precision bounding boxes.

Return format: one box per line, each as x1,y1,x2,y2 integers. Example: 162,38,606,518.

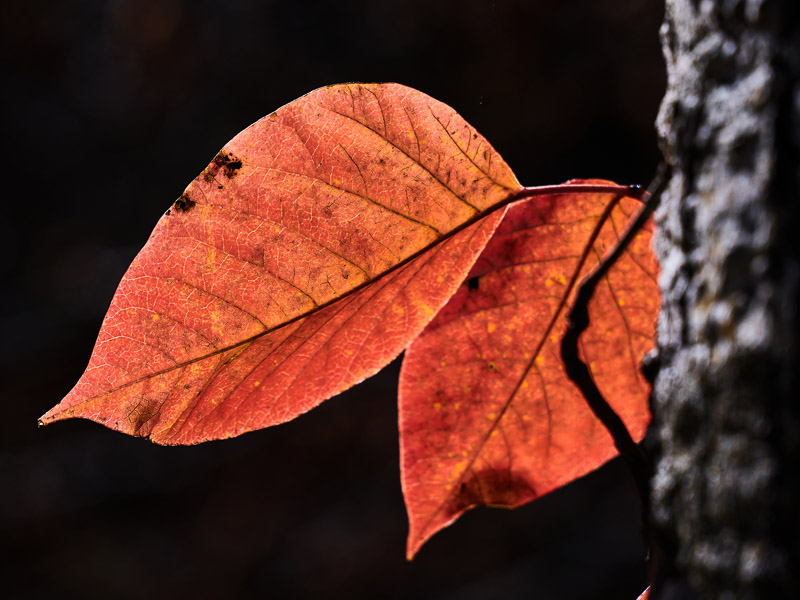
38,400,71,427
37,410,58,428
405,539,421,562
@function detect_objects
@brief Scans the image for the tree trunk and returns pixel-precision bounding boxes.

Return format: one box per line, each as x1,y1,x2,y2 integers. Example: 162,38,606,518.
650,0,800,598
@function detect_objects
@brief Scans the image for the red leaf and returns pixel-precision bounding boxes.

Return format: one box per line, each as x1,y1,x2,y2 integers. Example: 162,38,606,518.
41,83,521,444
399,180,659,557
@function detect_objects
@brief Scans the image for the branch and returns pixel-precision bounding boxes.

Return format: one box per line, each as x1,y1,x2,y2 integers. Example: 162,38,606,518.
559,164,670,499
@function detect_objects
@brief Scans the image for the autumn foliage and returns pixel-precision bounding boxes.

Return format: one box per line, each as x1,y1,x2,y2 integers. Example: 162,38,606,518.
42,83,659,558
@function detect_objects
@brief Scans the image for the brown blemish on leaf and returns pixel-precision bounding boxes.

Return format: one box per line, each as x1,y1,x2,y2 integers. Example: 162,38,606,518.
173,193,196,212
212,150,243,178
127,399,158,436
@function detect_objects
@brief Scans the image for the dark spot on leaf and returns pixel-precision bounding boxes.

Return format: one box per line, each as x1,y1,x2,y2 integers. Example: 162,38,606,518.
218,185,224,189
488,362,498,372
472,133,477,139
202,171,215,183
173,193,196,212
212,150,243,178
164,208,171,216
467,277,479,291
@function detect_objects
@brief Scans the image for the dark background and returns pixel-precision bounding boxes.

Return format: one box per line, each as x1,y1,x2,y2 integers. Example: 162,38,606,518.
0,1,665,598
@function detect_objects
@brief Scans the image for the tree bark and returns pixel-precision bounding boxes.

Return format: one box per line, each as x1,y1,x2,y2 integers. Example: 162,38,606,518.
650,0,800,598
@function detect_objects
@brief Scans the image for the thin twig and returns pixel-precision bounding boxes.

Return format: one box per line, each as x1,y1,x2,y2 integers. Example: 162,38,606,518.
559,163,670,500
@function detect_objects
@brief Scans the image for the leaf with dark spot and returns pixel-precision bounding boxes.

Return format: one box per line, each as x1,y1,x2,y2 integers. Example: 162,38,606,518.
399,180,659,558
41,83,521,445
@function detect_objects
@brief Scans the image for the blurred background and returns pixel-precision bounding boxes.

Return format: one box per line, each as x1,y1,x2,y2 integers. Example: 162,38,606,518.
0,0,665,598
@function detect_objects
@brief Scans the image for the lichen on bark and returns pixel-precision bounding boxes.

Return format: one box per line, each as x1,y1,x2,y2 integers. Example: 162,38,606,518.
650,0,800,597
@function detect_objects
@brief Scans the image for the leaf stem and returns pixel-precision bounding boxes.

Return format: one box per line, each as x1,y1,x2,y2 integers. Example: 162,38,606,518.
511,183,646,204
559,164,670,500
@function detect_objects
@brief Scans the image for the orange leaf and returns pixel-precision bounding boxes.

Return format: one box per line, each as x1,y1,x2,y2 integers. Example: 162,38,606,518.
399,180,659,558
41,83,521,444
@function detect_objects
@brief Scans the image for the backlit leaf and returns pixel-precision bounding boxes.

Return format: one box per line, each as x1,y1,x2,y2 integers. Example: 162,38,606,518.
41,83,521,444
399,180,659,558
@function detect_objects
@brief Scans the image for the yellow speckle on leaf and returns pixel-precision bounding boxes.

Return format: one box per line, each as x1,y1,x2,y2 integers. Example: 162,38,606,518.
487,412,496,420
487,323,496,333
433,402,442,410
535,355,544,365
151,314,160,322
545,278,553,287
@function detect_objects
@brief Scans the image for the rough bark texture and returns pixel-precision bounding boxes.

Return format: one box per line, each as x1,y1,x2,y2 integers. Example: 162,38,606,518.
651,0,800,597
